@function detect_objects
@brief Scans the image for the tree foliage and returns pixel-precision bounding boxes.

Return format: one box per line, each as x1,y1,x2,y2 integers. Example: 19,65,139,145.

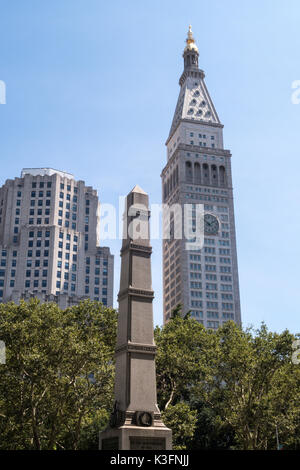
0,299,117,450
155,317,300,450
162,403,197,450
0,298,299,450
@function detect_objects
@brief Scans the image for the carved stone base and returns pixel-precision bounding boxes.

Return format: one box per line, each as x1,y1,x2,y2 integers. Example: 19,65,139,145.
99,415,172,450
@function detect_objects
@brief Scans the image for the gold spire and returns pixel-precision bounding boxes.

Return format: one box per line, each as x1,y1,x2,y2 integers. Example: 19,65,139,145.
184,25,198,53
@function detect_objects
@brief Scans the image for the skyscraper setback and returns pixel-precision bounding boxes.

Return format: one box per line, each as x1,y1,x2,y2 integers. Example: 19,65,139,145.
161,27,241,327
0,168,113,307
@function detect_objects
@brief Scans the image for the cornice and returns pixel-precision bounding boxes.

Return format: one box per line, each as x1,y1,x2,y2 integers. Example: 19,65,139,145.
115,342,157,357
120,242,152,257
179,68,205,87
118,286,154,302
166,118,224,147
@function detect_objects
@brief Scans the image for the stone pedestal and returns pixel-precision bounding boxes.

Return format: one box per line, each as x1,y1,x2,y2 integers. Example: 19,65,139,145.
99,185,172,450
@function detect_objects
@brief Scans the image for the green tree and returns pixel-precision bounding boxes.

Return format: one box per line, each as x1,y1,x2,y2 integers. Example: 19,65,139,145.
0,299,117,450
162,403,197,450
155,315,215,411
191,322,300,450
156,317,300,450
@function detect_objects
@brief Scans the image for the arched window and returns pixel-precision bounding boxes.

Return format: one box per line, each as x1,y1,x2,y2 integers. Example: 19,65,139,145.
185,161,193,183
203,163,210,185
219,166,226,186
194,162,201,184
211,164,218,184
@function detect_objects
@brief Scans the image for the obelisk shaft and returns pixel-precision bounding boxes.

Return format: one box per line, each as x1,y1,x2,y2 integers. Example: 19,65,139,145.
99,185,172,450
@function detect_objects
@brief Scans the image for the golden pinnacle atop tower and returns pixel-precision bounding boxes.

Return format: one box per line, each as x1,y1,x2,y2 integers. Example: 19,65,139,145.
182,24,199,70
184,25,199,53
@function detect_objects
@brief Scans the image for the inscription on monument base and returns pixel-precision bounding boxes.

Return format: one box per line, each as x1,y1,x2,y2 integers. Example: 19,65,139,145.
130,437,166,450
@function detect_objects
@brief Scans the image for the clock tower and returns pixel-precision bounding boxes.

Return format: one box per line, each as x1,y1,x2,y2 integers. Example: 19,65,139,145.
161,26,241,328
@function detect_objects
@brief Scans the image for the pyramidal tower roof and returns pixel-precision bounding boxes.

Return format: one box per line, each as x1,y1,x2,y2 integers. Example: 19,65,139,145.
168,26,221,139
131,184,147,195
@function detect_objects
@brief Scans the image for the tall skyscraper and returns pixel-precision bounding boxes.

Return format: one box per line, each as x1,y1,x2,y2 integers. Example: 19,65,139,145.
161,27,241,328
0,168,114,308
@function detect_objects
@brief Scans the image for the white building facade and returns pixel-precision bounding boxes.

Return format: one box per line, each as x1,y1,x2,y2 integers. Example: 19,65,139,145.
0,168,113,307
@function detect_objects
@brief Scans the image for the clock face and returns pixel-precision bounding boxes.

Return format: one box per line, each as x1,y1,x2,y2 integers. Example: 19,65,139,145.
204,213,219,235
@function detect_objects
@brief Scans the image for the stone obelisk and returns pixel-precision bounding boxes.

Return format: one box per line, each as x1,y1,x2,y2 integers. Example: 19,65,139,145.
100,185,172,450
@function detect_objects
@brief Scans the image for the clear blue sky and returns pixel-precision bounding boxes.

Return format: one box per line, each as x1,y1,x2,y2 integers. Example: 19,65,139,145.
0,0,299,333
